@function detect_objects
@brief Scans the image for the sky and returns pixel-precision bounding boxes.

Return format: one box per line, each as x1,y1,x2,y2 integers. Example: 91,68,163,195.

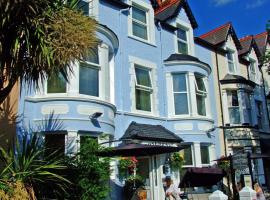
188,0,270,39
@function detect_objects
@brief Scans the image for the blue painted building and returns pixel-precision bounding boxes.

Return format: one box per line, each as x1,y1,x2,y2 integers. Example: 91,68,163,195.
18,0,222,199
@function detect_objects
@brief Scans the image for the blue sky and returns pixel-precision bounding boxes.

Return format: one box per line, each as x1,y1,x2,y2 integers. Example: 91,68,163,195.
189,0,270,38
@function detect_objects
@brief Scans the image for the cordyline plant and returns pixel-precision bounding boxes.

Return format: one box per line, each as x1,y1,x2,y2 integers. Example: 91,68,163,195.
0,0,97,103
0,133,70,199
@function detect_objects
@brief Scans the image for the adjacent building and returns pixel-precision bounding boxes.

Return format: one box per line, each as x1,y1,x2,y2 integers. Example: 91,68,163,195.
196,23,270,187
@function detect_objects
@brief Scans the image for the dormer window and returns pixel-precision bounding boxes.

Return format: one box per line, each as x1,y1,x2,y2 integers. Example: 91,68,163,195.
177,27,188,54
132,4,148,40
227,51,236,74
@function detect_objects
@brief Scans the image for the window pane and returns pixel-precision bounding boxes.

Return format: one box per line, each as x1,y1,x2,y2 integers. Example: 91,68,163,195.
231,91,239,106
173,74,186,92
229,107,240,124
79,64,99,96
132,6,146,23
174,93,188,115
178,41,188,54
180,146,193,165
132,21,148,40
197,94,206,116
227,52,233,61
86,49,99,64
195,76,206,92
136,89,151,111
177,28,187,41
77,0,89,16
45,134,65,156
201,146,210,164
135,66,151,87
228,62,235,73
47,72,66,93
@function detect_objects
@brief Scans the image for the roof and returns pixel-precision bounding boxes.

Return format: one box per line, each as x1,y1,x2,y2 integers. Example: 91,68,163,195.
154,0,198,29
254,32,268,56
164,53,211,71
199,22,242,50
121,121,183,143
220,74,256,87
238,35,261,59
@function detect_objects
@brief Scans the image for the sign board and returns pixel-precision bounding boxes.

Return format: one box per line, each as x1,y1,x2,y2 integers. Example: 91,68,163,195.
243,175,252,188
140,141,178,147
233,153,250,178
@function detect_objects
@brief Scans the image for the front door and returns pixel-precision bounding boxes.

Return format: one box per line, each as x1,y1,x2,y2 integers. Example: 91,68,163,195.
137,157,152,200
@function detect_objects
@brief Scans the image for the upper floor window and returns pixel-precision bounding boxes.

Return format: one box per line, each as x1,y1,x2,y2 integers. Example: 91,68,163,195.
200,145,210,165
79,49,100,97
77,0,90,16
132,4,148,40
249,61,256,82
195,74,207,116
172,73,189,115
256,101,263,129
227,90,240,124
180,145,193,166
47,72,67,94
227,51,236,74
246,93,252,124
177,27,188,54
135,65,152,111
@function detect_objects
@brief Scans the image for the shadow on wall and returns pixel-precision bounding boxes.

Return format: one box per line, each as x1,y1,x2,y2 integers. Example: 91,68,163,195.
0,96,19,151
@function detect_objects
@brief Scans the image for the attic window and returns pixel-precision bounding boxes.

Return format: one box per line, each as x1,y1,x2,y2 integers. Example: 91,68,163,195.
177,27,189,54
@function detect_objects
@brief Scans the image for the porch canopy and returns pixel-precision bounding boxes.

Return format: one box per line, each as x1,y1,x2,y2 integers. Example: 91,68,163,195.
179,167,226,188
98,121,183,157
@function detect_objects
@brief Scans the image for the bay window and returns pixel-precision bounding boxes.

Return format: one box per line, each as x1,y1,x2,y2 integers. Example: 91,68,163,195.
135,65,152,111
227,51,236,74
246,93,252,124
132,4,148,40
172,73,189,115
227,90,240,124
200,145,210,165
177,27,188,54
79,49,100,97
45,133,65,156
195,74,207,116
47,72,66,93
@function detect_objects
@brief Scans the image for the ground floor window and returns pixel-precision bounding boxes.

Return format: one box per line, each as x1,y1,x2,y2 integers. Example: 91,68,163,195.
200,145,210,165
180,145,193,166
44,133,65,156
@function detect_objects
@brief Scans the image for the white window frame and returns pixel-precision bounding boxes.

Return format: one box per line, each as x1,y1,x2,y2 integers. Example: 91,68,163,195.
129,56,157,115
194,74,207,116
173,19,194,56
200,144,210,166
227,50,236,74
172,73,190,116
134,65,153,112
227,90,241,125
79,48,101,98
180,144,194,168
128,0,155,45
176,26,189,55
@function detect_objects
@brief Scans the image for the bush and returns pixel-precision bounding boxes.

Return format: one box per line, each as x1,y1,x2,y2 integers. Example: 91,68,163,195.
65,138,111,200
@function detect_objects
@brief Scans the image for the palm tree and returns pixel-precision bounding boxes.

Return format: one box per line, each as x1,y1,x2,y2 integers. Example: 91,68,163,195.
0,0,97,103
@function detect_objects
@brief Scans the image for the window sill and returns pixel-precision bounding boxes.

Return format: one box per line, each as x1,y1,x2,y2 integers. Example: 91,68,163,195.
168,116,214,122
128,35,156,47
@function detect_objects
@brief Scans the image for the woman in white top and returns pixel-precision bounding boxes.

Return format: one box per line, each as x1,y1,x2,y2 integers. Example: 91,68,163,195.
164,176,181,200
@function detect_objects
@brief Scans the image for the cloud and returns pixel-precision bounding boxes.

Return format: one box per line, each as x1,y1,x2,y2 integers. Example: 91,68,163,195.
246,0,267,9
212,0,236,6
